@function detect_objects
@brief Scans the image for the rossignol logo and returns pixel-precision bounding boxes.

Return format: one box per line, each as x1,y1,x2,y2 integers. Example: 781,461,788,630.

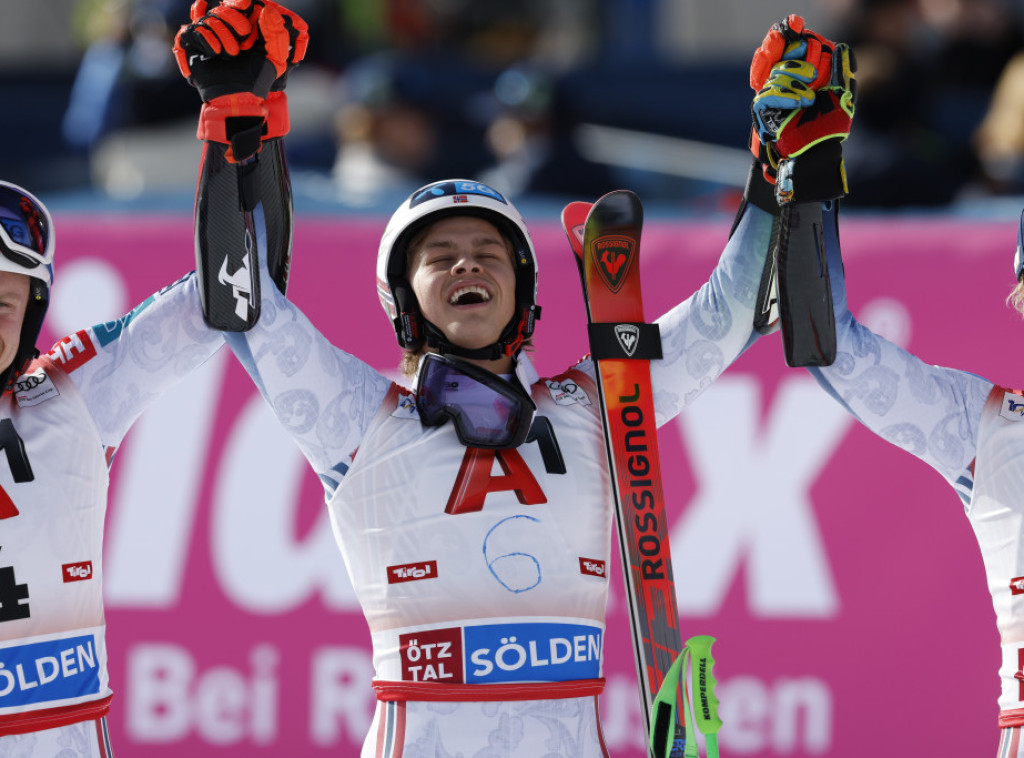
62,562,93,583
1010,576,1024,595
592,235,634,293
1000,392,1024,422
614,324,640,357
579,557,606,578
618,384,666,581
387,560,437,584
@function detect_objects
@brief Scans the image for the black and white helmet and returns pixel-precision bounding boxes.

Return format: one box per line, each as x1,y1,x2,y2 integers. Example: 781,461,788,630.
376,179,540,359
0,182,54,391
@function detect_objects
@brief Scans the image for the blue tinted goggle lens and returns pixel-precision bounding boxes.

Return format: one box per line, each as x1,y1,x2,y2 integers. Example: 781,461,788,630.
416,353,535,449
0,187,49,267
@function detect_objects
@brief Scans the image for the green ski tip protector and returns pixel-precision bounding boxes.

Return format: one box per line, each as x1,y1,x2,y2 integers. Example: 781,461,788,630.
650,650,688,758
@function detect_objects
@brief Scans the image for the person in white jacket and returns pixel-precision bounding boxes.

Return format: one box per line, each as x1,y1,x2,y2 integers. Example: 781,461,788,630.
176,2,847,755
807,200,1024,756
0,182,223,756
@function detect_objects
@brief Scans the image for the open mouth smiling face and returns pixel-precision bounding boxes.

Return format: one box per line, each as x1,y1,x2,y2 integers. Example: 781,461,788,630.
409,216,517,351
448,284,492,306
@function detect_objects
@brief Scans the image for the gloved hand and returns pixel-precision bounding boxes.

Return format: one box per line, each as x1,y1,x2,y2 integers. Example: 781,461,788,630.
747,15,856,203
173,0,308,161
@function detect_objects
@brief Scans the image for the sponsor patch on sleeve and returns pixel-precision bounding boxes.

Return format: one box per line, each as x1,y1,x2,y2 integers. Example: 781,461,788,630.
91,296,157,347
546,378,591,406
47,330,97,373
15,367,59,407
392,392,418,419
1000,391,1024,422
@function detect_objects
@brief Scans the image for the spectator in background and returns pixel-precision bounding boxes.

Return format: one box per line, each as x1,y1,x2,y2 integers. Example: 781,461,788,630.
330,1,568,205
63,0,196,151
331,52,441,206
831,0,1023,207
974,51,1024,194
477,64,618,200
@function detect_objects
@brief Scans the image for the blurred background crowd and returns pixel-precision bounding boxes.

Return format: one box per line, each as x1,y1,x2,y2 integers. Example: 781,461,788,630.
4,0,1024,214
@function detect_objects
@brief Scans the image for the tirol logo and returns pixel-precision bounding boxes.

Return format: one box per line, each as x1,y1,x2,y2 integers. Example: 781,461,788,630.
592,235,634,293
579,557,606,578
62,562,93,583
1010,576,1024,595
614,324,640,357
387,560,437,584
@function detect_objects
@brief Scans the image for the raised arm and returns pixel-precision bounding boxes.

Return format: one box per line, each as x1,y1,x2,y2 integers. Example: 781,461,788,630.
173,0,306,330
175,0,391,487
806,203,991,493
648,183,775,424
60,272,224,446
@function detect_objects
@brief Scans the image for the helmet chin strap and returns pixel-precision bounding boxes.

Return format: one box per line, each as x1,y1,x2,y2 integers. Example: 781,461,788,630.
422,319,515,362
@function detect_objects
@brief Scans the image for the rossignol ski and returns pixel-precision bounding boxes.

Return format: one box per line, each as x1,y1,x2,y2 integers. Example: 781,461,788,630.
562,192,694,758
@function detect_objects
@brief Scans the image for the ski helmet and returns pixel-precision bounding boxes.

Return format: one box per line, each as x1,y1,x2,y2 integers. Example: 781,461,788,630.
376,179,540,359
0,182,54,391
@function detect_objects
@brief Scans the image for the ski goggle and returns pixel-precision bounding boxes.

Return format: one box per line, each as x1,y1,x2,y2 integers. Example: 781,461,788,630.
415,352,536,449
0,183,53,274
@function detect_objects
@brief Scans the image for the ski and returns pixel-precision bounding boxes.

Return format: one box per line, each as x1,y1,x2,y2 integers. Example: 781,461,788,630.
562,192,687,758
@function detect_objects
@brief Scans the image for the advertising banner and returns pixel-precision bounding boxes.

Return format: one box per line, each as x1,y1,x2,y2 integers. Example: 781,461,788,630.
38,211,1016,756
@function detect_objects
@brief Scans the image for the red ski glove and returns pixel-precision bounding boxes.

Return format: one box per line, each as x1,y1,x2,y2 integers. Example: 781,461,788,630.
747,15,856,203
174,0,308,161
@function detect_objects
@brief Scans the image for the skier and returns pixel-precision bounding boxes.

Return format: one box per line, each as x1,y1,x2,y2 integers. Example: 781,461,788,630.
0,184,226,754
175,3,848,755
745,12,1024,755
794,109,1024,758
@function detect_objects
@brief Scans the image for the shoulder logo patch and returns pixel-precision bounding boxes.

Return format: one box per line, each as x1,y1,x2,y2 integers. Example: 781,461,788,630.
393,392,418,419
15,367,59,407
1000,391,1024,422
546,378,591,406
